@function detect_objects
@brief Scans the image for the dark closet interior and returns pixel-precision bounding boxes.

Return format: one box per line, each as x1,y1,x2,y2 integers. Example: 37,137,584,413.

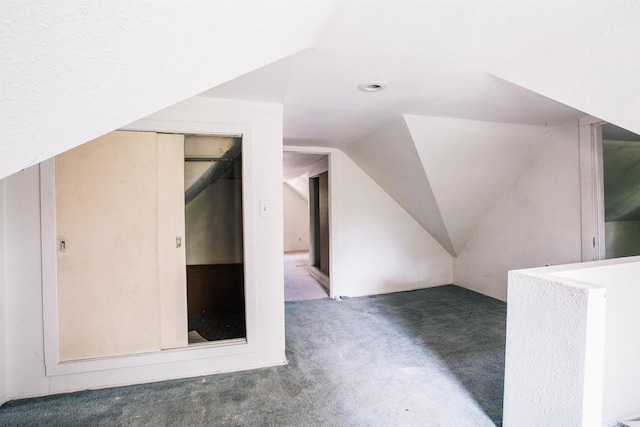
309,171,330,277
184,135,246,343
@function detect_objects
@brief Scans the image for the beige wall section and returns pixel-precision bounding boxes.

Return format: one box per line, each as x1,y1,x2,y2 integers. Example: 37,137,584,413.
157,133,188,349
185,180,243,265
56,131,162,360
283,182,309,252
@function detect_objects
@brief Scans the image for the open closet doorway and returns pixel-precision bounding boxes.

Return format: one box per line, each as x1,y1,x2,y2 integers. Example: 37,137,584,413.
598,123,640,259
184,135,247,344
282,151,330,301
53,130,249,362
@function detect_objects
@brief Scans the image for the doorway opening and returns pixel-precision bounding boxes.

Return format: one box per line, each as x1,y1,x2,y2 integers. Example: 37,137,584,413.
283,151,330,301
184,135,246,344
597,123,640,259
308,172,330,281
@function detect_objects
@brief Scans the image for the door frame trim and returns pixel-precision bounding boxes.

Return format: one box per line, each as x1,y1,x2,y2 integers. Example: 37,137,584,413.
40,121,259,376
578,116,606,261
283,146,338,298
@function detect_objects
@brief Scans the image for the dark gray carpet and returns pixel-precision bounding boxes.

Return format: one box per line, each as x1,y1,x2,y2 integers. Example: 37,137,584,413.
0,285,506,426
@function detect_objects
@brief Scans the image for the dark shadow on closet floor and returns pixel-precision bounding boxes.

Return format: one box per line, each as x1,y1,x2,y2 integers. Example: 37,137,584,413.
188,309,245,341
187,263,246,342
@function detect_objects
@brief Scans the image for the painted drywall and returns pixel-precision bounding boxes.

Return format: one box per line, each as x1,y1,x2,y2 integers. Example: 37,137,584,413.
3,165,48,399
331,150,453,297
552,259,640,424
0,179,7,405
283,182,309,252
605,221,640,259
212,3,622,147
4,2,640,182
0,2,335,179
185,180,243,265
285,175,309,201
406,115,551,256
504,265,607,426
453,120,582,300
493,3,640,137
344,118,455,256
1,97,285,399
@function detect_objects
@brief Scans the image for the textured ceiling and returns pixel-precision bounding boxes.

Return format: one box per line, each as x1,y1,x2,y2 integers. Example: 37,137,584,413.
0,1,337,179
201,1,640,256
4,1,640,257
201,2,601,148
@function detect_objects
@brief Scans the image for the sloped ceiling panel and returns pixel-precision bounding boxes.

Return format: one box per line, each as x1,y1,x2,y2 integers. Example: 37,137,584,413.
343,118,455,256
0,1,336,179
405,115,550,255
492,3,640,136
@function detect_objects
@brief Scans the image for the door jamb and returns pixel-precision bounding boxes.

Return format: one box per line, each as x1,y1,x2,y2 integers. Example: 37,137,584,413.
579,116,606,261
283,146,339,299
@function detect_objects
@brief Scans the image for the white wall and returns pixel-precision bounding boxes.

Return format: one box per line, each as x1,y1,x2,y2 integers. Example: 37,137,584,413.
406,115,552,256
3,166,47,399
344,118,456,257
0,1,335,179
504,263,607,427
552,259,640,424
283,182,309,252
286,175,310,201
505,257,640,426
1,97,286,400
605,221,640,259
453,120,582,300
331,150,452,297
0,178,7,405
493,2,640,137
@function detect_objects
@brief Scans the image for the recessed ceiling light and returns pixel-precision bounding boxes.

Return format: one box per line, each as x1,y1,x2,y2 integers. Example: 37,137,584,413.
358,81,388,92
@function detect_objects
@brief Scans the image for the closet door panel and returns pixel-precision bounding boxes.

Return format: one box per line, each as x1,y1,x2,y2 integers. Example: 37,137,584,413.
158,133,188,349
56,131,161,360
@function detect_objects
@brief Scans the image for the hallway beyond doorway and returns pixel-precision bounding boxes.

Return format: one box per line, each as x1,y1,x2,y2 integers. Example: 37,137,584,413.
284,251,328,301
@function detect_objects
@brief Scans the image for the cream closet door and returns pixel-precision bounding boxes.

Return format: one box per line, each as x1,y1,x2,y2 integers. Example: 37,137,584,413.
56,131,187,361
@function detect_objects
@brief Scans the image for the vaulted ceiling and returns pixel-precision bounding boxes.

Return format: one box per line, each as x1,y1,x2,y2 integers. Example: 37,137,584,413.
2,1,640,256
203,2,639,148
202,2,636,257
3,1,639,179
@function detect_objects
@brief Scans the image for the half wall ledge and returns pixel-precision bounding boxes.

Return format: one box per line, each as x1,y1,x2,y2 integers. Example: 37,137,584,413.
503,256,640,427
